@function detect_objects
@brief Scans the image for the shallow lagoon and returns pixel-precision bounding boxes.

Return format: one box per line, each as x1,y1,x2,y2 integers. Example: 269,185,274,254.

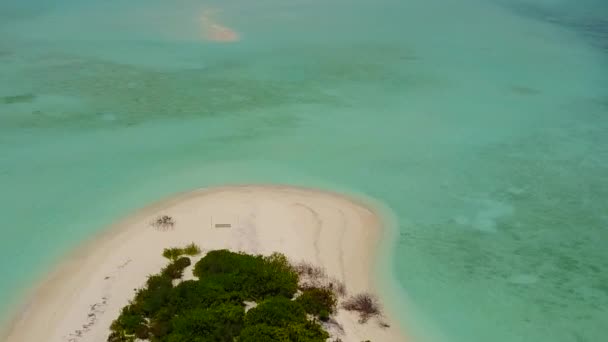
1,0,607,341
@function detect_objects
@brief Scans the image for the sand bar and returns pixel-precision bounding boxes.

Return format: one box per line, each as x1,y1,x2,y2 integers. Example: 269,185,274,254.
2,185,407,342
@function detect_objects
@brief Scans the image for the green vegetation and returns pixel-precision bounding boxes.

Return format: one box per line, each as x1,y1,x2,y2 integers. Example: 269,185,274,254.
162,242,201,261
161,257,191,279
183,242,202,255
296,287,337,321
162,247,183,261
193,250,298,300
241,297,329,341
109,249,332,342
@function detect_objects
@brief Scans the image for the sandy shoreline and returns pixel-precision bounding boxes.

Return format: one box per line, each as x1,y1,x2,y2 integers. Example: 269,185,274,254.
1,185,407,342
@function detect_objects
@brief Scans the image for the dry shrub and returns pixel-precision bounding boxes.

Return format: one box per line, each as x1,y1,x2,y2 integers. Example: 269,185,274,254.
151,215,175,231
292,261,348,298
378,319,391,329
341,293,381,323
293,261,326,279
324,317,344,333
326,277,347,297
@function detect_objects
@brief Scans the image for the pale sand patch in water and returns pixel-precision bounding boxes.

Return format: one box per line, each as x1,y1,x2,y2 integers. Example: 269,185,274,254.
2,185,407,342
201,9,240,42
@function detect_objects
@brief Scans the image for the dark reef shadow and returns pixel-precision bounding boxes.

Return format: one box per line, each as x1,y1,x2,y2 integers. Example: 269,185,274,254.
1,93,36,105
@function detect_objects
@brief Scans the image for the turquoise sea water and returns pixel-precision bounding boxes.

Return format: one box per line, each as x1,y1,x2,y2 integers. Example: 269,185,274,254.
1,0,607,340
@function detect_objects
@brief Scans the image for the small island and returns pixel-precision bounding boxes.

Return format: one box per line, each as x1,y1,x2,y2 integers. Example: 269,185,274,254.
3,185,407,342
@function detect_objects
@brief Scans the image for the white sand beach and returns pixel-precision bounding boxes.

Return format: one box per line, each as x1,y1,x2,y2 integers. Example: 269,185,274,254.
2,185,407,342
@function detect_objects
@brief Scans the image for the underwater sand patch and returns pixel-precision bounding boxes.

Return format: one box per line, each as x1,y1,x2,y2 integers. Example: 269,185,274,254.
200,9,240,43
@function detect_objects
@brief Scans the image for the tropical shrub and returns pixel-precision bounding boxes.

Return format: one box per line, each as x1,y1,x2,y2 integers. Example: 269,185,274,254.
109,248,335,342
169,303,245,341
239,321,329,342
245,297,306,327
162,247,184,261
134,274,173,315
183,242,202,255
108,304,146,338
239,324,290,342
193,250,298,300
162,243,201,260
295,287,337,320
284,321,330,341
161,257,191,279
